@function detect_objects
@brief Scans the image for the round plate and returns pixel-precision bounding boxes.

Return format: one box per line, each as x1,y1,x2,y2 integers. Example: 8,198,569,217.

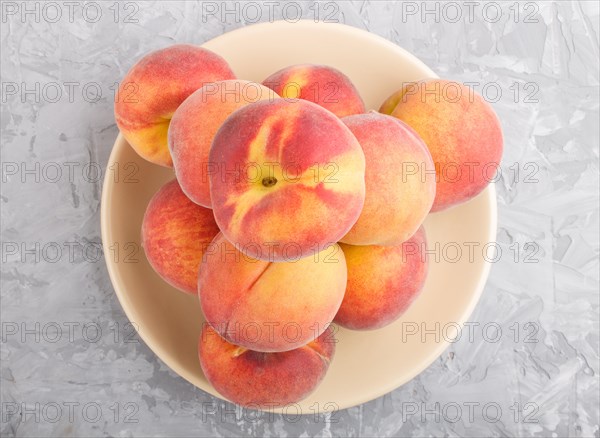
101,21,497,413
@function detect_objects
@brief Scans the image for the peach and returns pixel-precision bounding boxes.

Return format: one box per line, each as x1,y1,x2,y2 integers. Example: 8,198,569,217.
115,44,235,167
335,227,428,330
168,80,278,207
199,324,335,408
141,179,220,294
263,64,365,118
380,79,503,211
209,99,366,262
340,112,436,246
198,233,346,352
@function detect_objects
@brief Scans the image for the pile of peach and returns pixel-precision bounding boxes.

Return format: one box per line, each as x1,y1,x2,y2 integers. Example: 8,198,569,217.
115,44,503,408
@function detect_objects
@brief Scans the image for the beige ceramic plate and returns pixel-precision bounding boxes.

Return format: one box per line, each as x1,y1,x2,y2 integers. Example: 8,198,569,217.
101,21,497,413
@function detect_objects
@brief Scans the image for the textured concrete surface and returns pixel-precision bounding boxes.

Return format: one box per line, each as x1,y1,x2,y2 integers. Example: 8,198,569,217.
1,1,598,437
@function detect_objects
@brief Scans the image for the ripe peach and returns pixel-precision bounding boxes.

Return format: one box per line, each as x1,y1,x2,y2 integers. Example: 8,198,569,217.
263,64,365,118
380,79,503,211
115,44,235,167
198,233,346,352
141,179,220,294
168,80,278,207
199,324,336,408
335,227,428,330
340,112,435,246
209,99,366,262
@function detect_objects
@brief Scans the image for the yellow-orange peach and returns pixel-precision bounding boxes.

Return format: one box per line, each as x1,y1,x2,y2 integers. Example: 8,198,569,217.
340,112,435,246
141,179,220,294
380,79,503,211
198,233,346,352
199,324,336,408
335,227,428,330
263,64,365,118
168,80,278,207
115,44,235,167
209,99,366,262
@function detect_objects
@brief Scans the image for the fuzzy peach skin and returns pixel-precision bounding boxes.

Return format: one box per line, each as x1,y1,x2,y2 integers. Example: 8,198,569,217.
335,226,428,330
380,79,503,212
262,64,365,118
168,80,278,207
209,99,366,262
198,233,346,352
199,324,335,408
115,44,235,167
141,179,220,294
340,112,435,246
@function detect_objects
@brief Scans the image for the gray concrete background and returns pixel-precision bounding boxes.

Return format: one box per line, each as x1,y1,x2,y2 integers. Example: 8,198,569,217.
1,1,598,437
